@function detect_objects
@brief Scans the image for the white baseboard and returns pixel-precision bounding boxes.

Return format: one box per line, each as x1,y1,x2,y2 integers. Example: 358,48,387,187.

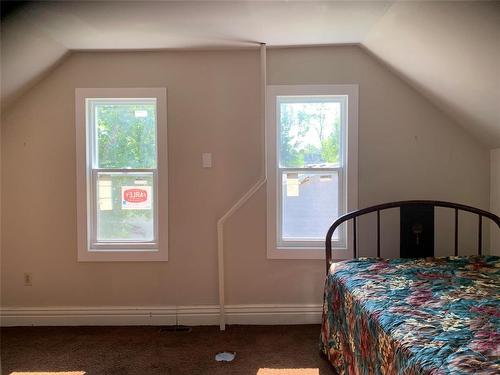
0,304,322,327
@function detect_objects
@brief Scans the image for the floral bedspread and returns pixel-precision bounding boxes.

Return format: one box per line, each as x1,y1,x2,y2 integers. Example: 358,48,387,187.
320,256,500,375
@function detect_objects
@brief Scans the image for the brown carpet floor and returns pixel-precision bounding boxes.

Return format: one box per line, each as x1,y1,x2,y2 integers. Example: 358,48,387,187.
1,325,336,375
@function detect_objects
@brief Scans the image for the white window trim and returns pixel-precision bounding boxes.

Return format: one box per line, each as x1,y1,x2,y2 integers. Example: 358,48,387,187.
266,84,358,260
76,88,168,262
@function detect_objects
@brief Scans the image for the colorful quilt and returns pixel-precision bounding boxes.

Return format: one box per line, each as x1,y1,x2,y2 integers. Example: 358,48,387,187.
320,256,500,375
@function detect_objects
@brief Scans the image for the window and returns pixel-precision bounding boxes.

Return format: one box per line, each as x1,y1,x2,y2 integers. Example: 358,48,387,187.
266,85,358,259
76,88,167,261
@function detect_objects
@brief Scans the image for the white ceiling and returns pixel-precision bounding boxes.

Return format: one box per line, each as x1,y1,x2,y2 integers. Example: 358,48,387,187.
19,1,394,49
1,1,499,147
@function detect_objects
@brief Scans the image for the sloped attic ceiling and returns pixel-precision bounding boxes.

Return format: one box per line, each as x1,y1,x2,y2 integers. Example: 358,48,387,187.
364,1,500,149
1,1,499,147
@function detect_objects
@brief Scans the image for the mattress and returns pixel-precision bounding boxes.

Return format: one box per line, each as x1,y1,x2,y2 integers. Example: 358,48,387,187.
320,256,500,374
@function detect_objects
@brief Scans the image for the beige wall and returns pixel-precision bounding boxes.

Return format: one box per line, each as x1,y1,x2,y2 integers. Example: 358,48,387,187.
491,149,500,255
1,46,490,308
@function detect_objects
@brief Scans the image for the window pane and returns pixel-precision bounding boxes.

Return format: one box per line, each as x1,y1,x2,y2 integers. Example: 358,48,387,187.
94,100,157,168
96,172,155,242
281,171,339,241
279,100,341,168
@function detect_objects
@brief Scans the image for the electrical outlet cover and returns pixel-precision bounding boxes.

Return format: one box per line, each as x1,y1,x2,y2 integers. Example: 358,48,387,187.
24,273,32,286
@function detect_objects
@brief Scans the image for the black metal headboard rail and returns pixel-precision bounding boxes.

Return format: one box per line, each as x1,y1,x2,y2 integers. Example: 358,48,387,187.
325,200,500,274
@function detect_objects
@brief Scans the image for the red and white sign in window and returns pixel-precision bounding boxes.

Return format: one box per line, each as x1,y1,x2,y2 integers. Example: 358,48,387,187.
121,186,152,210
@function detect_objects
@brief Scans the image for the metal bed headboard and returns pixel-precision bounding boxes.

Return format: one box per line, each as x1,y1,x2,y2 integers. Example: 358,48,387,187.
325,200,500,274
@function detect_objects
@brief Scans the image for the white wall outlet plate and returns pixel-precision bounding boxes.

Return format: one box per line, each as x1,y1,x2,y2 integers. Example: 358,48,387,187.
202,153,213,168
24,273,33,286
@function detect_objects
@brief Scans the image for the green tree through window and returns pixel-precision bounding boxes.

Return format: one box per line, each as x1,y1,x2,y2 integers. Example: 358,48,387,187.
280,101,340,168
97,104,156,168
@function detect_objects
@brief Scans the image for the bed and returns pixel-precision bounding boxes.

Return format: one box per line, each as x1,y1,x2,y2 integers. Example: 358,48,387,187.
320,201,500,375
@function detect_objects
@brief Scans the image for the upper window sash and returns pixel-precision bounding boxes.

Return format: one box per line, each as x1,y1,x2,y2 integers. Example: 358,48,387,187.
87,98,158,170
276,95,347,170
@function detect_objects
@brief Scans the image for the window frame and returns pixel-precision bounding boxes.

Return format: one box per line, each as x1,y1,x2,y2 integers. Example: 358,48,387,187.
266,85,358,260
76,88,168,262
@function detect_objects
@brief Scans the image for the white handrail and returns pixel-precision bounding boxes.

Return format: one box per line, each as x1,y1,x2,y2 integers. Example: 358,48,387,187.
216,43,267,330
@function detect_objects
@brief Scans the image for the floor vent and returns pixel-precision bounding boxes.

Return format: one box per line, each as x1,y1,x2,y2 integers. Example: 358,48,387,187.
159,325,192,333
